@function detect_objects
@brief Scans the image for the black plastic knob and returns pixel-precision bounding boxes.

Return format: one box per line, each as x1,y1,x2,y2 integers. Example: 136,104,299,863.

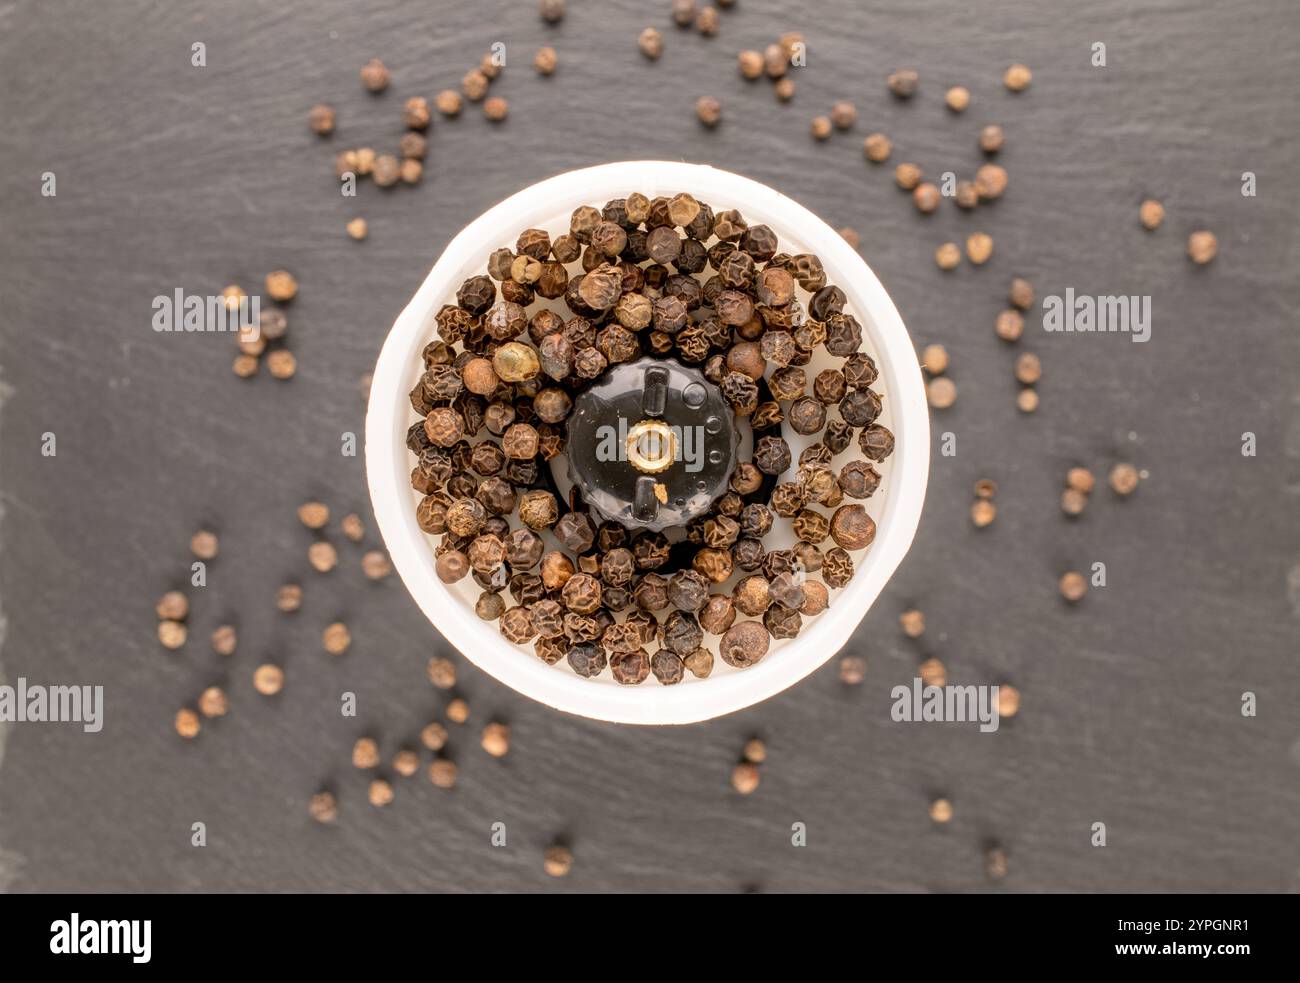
566,357,738,532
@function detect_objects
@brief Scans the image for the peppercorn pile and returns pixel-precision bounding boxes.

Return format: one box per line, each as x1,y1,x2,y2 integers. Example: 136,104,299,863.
406,192,893,684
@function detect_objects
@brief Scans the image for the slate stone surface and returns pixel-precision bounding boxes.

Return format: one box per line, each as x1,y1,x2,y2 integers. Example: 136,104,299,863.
1,0,1298,892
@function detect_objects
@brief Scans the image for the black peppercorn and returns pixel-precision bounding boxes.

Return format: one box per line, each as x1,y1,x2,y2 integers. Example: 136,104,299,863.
754,435,792,476
839,389,883,427
764,603,802,639
788,396,828,435
600,547,636,587
858,424,895,461
611,649,651,685
662,611,704,656
667,569,709,612
561,573,602,614
651,651,685,685
830,505,876,550
839,461,882,499
567,642,606,678
500,605,537,644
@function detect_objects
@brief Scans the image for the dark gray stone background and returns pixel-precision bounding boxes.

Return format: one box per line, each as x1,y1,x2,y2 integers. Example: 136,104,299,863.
1,0,1298,893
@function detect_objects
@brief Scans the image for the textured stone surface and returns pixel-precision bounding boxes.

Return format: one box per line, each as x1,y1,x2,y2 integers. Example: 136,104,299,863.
0,0,1298,892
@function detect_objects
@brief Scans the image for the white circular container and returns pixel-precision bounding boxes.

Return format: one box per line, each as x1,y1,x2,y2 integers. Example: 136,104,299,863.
366,161,929,725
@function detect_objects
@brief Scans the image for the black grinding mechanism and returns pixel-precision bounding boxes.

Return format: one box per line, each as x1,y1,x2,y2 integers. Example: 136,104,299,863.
566,357,738,532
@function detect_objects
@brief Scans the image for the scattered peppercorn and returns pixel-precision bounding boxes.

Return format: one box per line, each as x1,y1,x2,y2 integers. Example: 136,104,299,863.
639,27,664,59
1187,230,1217,264
696,96,721,127
308,104,336,135
360,58,390,92
935,242,960,270
927,376,956,409
253,663,284,696
1003,64,1032,91
484,96,508,122
1109,462,1140,495
930,798,954,823
308,791,337,823
1139,199,1165,230
900,609,925,638
887,68,919,97
175,708,201,739
731,761,761,795
481,721,510,757
863,132,892,162
966,232,994,264
980,124,1004,153
534,46,558,75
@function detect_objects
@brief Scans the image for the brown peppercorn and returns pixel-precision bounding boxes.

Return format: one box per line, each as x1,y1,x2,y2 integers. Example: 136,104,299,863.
919,657,947,687
1017,388,1039,413
839,655,866,685
1003,63,1032,91
543,843,573,877
210,624,237,656
561,573,602,614
954,180,979,209
298,501,329,529
639,26,664,60
927,376,956,409
308,103,336,135
427,656,456,690
346,216,369,241
264,269,298,302
887,68,919,97
175,707,201,739
1060,570,1088,602
1187,230,1217,264
392,749,420,778
945,86,970,112
368,779,394,808
352,736,380,769
360,58,390,92
935,242,961,270
155,590,189,622
276,583,303,612
913,183,941,213
323,621,351,656
403,95,431,130
436,549,470,584
1067,467,1096,495
1139,199,1165,230
970,499,996,528
253,663,284,696
462,68,489,101
975,163,1008,200
696,96,722,127
930,798,954,823
719,621,769,668
421,721,448,751
966,232,994,264
429,758,458,788
436,89,463,116
500,605,537,644
265,349,296,379
800,581,829,616
481,721,510,758
400,158,423,184
811,115,832,140
738,49,763,79
483,96,508,122
1014,351,1042,384
539,0,565,22
980,124,1005,153
1109,462,1140,496
534,46,558,75
774,77,795,101
830,504,875,551
476,591,505,621
863,132,892,162
308,791,338,823
308,541,337,573
921,344,949,375
731,762,761,795
899,608,926,638
995,309,1025,341
197,686,227,719
1061,488,1088,516
232,354,258,378
894,162,923,190
998,685,1021,718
